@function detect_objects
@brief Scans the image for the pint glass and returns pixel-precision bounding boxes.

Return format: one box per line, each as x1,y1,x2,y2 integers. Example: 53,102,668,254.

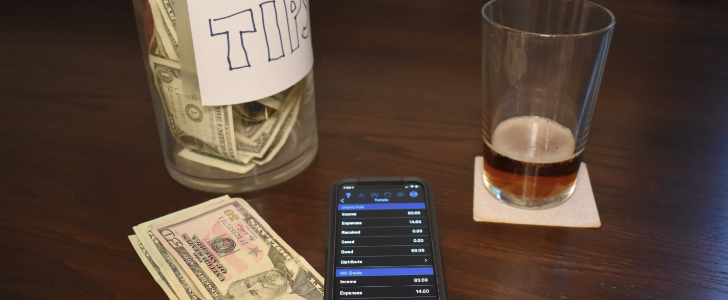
481,0,614,209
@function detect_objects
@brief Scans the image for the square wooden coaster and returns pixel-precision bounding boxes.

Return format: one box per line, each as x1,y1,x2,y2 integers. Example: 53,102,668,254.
473,156,601,228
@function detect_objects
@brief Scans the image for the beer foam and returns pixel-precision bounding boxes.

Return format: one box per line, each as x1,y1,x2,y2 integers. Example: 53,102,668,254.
490,116,576,164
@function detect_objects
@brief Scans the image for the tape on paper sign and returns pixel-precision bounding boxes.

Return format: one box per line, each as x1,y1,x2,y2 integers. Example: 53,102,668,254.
186,0,314,106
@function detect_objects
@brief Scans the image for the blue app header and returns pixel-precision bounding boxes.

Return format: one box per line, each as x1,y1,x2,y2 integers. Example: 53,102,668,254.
335,267,434,277
338,203,426,211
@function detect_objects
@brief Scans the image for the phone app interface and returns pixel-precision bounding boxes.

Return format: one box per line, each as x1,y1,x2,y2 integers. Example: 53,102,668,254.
334,182,439,299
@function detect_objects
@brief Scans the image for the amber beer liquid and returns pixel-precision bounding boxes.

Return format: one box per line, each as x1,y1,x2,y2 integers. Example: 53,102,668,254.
483,116,581,208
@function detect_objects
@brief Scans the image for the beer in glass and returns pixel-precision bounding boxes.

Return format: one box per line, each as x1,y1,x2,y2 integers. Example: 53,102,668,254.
481,0,614,209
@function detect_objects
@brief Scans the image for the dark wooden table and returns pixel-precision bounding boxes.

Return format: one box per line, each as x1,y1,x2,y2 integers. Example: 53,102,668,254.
2,0,728,299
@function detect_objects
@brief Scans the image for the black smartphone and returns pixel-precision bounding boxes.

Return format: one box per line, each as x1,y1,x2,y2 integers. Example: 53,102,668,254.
325,177,448,300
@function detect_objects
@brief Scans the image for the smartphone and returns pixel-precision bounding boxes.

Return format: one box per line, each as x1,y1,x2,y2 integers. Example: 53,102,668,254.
325,177,448,300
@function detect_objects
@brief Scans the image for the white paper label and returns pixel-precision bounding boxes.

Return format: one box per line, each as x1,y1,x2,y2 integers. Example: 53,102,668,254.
186,0,313,106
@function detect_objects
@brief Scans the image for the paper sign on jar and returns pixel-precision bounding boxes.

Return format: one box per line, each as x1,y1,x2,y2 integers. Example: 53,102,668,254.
186,0,313,106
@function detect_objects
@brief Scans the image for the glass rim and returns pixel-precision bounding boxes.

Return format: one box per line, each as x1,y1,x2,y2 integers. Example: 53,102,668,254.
481,0,616,38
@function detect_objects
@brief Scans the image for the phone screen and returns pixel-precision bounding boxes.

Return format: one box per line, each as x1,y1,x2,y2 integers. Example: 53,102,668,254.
333,182,440,299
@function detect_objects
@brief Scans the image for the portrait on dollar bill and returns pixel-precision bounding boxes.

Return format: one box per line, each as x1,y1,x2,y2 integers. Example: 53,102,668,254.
222,246,322,300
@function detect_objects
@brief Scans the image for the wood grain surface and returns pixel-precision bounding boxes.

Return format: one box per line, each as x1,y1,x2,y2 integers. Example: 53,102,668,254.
2,0,728,299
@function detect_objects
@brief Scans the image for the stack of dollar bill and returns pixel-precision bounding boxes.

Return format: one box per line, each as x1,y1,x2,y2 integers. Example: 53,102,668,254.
129,195,324,300
146,0,302,174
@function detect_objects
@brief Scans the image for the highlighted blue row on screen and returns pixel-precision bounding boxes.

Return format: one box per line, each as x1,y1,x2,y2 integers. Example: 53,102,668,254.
338,203,426,211
335,267,434,277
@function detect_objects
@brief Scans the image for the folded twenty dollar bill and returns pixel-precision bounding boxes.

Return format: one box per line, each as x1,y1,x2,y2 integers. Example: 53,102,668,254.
130,196,324,300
